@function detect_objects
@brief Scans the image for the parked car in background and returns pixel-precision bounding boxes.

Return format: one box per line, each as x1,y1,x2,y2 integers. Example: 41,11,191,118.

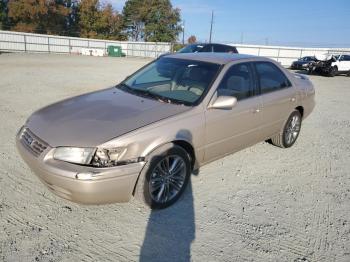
17,53,315,209
290,56,316,70
329,54,350,76
307,54,350,76
177,43,238,54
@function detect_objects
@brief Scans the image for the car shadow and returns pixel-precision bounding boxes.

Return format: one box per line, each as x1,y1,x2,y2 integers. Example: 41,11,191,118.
139,130,197,262
139,177,196,262
293,70,309,75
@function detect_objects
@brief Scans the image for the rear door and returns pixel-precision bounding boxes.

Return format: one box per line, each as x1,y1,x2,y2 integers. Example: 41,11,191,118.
204,62,263,162
253,62,297,139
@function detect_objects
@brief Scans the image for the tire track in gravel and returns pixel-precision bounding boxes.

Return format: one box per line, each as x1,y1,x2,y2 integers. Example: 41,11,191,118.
309,199,335,262
202,206,312,261
4,210,138,262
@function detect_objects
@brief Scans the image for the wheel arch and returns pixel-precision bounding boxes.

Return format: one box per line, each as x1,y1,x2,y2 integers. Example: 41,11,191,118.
172,140,196,170
132,140,196,196
295,106,304,118
144,140,195,169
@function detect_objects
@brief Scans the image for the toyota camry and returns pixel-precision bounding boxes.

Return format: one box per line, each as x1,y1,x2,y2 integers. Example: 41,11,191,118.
16,53,315,209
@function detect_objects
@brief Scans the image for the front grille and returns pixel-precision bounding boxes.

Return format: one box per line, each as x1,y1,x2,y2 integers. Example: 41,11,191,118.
20,128,48,157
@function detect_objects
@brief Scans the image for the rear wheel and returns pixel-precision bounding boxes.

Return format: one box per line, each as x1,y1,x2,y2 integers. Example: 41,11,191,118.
271,110,302,148
134,144,191,209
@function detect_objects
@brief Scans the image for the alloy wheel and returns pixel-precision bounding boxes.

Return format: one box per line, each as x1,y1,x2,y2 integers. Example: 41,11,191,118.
149,155,187,204
284,115,301,146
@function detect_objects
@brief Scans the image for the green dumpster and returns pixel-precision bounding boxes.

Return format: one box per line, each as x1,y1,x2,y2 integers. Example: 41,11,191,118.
107,45,126,57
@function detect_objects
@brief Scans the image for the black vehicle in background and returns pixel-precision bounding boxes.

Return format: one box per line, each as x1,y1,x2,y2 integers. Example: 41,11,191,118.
291,56,316,70
177,43,238,54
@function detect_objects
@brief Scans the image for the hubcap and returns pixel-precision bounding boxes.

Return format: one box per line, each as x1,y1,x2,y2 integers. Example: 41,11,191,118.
149,155,186,203
284,115,301,145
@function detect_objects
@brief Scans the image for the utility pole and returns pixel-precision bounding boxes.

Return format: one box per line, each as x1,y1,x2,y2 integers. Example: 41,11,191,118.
182,20,185,45
265,37,269,46
240,32,244,44
209,10,214,43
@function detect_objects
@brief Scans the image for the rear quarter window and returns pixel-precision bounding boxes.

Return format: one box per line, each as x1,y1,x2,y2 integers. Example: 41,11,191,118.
254,62,291,94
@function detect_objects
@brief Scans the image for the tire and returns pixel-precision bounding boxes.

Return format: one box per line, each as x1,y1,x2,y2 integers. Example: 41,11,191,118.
134,144,191,209
271,110,302,148
329,66,338,77
307,67,314,75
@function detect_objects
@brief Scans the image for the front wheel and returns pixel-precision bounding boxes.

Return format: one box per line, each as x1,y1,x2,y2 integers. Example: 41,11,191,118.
271,110,302,148
329,66,338,77
134,144,191,209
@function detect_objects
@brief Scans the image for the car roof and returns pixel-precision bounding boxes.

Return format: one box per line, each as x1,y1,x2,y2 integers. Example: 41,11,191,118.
191,43,234,47
163,52,260,65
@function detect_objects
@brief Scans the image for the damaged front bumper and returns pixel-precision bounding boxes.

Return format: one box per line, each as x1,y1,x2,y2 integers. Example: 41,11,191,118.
16,129,145,205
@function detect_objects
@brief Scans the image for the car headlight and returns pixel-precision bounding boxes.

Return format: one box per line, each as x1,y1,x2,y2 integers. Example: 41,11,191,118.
53,147,96,165
91,147,127,167
53,146,138,167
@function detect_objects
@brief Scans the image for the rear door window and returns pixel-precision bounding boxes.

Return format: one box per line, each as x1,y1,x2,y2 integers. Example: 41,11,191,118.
254,62,291,95
213,44,237,53
342,55,350,61
213,44,226,52
200,45,213,52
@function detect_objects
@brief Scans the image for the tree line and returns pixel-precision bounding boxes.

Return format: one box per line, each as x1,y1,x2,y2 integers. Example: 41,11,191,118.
0,0,182,42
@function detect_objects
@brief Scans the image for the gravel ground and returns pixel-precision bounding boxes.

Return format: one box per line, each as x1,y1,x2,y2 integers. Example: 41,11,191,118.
0,53,349,262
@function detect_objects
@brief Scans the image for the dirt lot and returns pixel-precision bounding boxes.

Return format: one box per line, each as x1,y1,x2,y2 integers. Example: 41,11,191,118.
0,53,349,262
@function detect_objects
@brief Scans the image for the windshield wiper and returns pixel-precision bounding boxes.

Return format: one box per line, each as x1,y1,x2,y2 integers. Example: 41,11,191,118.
117,83,150,97
117,83,189,106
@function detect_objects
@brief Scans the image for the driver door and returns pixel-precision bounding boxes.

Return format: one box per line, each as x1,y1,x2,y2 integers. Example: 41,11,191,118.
204,62,263,163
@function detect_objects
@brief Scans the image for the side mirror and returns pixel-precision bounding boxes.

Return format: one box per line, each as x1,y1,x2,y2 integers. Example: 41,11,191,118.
208,95,237,110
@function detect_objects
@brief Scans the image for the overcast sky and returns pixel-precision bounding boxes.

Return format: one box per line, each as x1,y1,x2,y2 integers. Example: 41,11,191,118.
107,0,350,47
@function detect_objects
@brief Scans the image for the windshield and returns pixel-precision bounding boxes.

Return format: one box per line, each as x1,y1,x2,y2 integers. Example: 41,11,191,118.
178,44,205,53
300,57,313,61
121,57,221,105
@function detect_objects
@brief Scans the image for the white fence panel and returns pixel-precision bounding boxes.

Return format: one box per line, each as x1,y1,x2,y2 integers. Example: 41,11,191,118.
70,39,89,47
50,45,70,53
236,47,259,56
0,32,24,42
233,44,350,66
259,48,279,57
88,41,106,48
278,49,301,58
0,41,24,51
49,37,69,46
277,58,296,66
26,43,48,52
26,35,48,44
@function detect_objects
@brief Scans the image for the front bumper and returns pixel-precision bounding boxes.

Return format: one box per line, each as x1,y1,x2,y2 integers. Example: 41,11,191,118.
16,130,145,204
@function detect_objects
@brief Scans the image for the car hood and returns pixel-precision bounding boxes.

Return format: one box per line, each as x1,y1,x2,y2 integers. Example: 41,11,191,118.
26,87,191,147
